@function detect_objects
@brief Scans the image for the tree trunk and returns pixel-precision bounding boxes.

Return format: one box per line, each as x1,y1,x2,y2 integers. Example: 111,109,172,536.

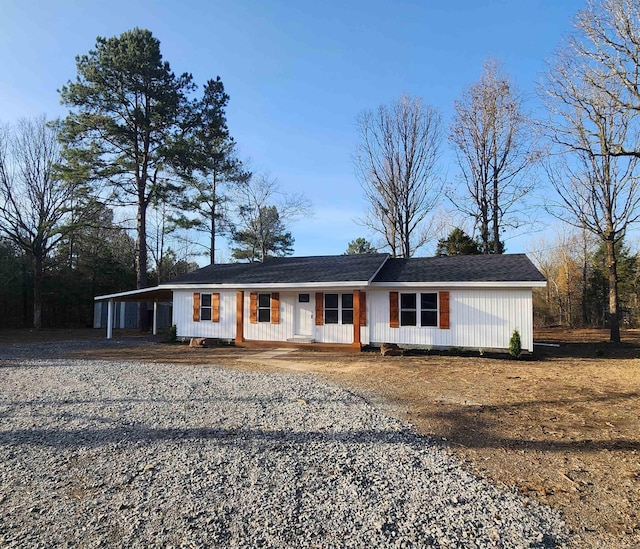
21,257,29,328
605,238,620,343
492,167,500,254
210,173,218,264
480,200,490,254
582,230,588,326
210,203,216,264
33,252,43,330
136,200,149,331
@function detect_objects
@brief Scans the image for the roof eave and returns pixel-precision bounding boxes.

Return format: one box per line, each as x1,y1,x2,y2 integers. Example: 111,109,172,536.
371,281,547,288
165,281,373,290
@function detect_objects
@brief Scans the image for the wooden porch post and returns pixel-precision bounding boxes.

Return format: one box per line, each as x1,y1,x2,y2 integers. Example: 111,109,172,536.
106,299,114,339
353,290,361,349
235,291,244,345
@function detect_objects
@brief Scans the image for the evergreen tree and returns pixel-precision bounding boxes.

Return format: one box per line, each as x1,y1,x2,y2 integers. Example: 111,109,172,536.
586,240,638,327
50,205,136,327
436,228,481,256
171,77,249,263
60,28,196,329
344,238,377,255
231,206,293,262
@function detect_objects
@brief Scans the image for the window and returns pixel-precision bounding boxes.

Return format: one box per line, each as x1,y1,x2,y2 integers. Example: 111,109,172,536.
258,293,271,322
341,293,353,324
400,292,438,327
200,293,212,321
325,293,339,324
421,293,438,327
400,293,417,326
298,293,310,303
324,293,353,324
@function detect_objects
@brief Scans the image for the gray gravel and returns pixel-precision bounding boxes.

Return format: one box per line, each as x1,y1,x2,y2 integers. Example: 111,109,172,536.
0,356,568,548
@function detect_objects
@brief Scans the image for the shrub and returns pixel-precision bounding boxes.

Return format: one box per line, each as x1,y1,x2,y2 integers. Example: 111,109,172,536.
509,329,522,359
168,324,177,343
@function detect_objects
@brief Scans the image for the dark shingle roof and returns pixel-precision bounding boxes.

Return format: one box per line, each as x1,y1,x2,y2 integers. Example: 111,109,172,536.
167,254,390,285
372,254,546,283
166,253,545,286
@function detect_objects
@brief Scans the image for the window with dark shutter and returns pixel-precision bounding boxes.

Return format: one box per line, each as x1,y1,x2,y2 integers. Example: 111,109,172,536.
400,293,417,326
258,293,271,322
324,293,339,324
341,293,353,324
420,292,438,327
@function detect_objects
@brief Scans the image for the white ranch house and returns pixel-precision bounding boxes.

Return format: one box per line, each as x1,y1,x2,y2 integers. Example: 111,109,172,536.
95,253,546,352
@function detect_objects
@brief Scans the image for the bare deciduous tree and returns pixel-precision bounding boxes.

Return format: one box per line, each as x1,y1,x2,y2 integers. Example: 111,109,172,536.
542,1,640,342
571,0,640,158
0,116,88,328
528,229,593,328
355,94,442,258
449,59,537,254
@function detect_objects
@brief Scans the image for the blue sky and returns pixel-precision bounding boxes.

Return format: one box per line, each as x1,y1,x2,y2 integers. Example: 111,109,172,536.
0,0,585,261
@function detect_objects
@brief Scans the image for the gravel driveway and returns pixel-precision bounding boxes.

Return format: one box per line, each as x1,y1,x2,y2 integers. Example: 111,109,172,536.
0,355,567,548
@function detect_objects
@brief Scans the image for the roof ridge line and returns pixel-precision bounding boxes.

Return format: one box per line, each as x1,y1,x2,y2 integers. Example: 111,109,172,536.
365,253,391,285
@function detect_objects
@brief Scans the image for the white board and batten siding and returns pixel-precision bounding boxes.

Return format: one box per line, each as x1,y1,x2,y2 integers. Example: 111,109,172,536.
314,323,355,345
173,289,236,339
244,292,295,342
368,288,534,352
243,291,358,345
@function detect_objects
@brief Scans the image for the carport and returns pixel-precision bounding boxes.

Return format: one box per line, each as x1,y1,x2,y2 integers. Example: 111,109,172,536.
95,287,173,338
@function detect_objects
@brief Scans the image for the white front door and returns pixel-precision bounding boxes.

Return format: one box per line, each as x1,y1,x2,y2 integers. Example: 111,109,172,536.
295,293,314,336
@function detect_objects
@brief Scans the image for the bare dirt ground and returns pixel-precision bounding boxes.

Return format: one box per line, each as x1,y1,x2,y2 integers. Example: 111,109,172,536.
2,327,639,548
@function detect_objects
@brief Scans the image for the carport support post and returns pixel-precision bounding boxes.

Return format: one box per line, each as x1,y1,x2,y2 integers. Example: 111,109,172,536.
106,299,114,339
152,301,158,336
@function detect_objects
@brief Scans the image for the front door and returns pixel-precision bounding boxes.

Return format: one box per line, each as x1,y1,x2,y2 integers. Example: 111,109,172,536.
295,293,314,336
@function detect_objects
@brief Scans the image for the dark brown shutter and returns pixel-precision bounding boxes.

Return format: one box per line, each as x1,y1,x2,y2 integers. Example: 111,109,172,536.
249,292,258,324
193,292,201,322
211,293,220,323
359,291,367,327
389,291,399,328
439,291,450,329
315,292,324,326
271,292,280,324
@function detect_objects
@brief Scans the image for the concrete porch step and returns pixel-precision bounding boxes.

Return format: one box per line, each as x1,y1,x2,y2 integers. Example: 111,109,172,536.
286,336,315,344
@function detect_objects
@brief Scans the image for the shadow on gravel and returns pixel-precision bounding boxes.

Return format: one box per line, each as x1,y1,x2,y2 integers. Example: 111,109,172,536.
0,425,430,449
